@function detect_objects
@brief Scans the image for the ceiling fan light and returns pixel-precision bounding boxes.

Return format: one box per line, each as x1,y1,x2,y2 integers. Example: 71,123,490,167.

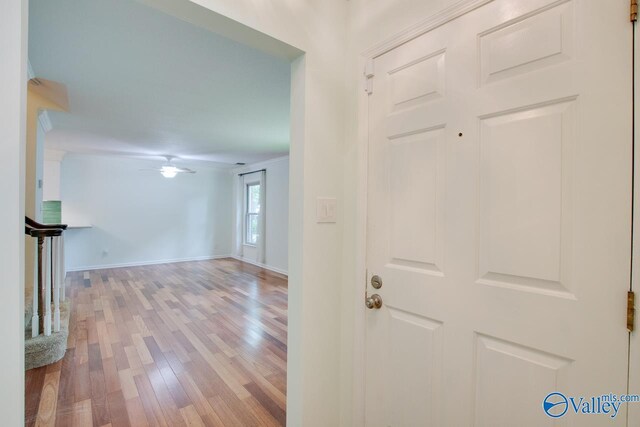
160,165,178,178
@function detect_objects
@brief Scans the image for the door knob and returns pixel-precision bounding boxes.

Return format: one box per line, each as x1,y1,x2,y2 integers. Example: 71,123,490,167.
365,294,383,309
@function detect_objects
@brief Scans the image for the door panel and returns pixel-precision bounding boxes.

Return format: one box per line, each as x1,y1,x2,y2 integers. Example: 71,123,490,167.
388,309,443,426
473,334,571,426
389,128,445,274
365,1,632,426
478,99,575,296
478,1,573,85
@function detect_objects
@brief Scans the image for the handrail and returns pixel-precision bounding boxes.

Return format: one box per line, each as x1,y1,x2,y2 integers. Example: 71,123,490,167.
26,226,63,238
26,216,68,230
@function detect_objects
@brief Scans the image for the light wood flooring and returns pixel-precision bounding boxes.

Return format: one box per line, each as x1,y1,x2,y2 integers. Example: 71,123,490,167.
25,258,288,426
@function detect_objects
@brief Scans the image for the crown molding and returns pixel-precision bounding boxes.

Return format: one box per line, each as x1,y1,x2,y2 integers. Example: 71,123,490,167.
38,111,53,133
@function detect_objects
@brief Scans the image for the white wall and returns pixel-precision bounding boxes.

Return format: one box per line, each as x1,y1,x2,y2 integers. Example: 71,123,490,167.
233,156,289,274
0,0,27,424
34,122,44,220
43,149,65,201
60,153,234,270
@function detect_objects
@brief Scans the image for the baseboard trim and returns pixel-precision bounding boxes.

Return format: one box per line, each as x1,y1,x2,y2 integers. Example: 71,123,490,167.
66,255,233,272
231,255,288,277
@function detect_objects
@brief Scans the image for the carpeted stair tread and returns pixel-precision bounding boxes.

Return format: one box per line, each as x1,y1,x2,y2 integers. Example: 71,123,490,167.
25,300,70,370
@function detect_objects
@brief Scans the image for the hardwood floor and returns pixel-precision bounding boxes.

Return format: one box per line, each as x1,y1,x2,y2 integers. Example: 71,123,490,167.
25,258,288,427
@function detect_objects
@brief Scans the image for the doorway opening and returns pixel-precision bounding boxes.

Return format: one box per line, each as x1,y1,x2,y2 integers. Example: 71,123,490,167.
24,0,304,425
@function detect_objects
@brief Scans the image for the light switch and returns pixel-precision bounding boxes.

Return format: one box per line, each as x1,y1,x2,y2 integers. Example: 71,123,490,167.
316,197,337,223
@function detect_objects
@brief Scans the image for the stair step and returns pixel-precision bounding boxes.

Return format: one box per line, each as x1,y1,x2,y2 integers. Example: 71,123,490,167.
25,300,71,370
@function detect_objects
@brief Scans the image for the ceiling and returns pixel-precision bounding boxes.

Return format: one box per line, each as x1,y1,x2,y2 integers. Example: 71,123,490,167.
29,0,292,166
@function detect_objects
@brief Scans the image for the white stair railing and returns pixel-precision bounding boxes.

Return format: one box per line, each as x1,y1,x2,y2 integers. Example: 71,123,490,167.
60,233,66,302
44,236,52,336
53,235,61,333
25,217,67,338
31,243,39,338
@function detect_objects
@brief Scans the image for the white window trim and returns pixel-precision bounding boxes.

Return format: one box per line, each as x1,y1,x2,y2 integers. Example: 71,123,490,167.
244,181,260,246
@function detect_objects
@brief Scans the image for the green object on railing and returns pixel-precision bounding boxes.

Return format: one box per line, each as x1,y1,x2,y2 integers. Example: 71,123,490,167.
42,200,62,224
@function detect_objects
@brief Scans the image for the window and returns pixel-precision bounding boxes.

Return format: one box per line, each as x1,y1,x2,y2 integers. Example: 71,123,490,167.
245,183,261,245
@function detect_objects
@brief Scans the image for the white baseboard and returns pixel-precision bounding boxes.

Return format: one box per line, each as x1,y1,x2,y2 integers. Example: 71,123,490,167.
66,254,233,272
231,255,288,276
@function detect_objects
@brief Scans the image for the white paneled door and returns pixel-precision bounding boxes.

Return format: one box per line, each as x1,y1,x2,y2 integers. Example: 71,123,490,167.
364,0,632,426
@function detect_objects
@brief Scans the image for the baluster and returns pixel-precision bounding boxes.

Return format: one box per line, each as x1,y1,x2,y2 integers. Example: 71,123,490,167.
53,236,61,332
44,237,52,336
61,233,66,301
32,240,39,337
37,236,45,336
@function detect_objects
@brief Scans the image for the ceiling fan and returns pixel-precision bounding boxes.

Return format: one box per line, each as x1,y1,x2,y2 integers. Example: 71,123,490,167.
140,156,196,178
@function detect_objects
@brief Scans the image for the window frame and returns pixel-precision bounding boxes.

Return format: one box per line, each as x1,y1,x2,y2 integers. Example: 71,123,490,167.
244,182,261,246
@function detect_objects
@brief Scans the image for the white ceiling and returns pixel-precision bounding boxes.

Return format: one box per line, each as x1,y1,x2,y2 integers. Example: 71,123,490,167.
29,0,292,166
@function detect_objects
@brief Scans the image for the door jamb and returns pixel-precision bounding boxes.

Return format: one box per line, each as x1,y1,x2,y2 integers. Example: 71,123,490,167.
629,16,639,427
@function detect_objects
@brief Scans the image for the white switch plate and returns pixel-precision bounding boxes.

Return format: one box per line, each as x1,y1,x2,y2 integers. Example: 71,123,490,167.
316,197,337,223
